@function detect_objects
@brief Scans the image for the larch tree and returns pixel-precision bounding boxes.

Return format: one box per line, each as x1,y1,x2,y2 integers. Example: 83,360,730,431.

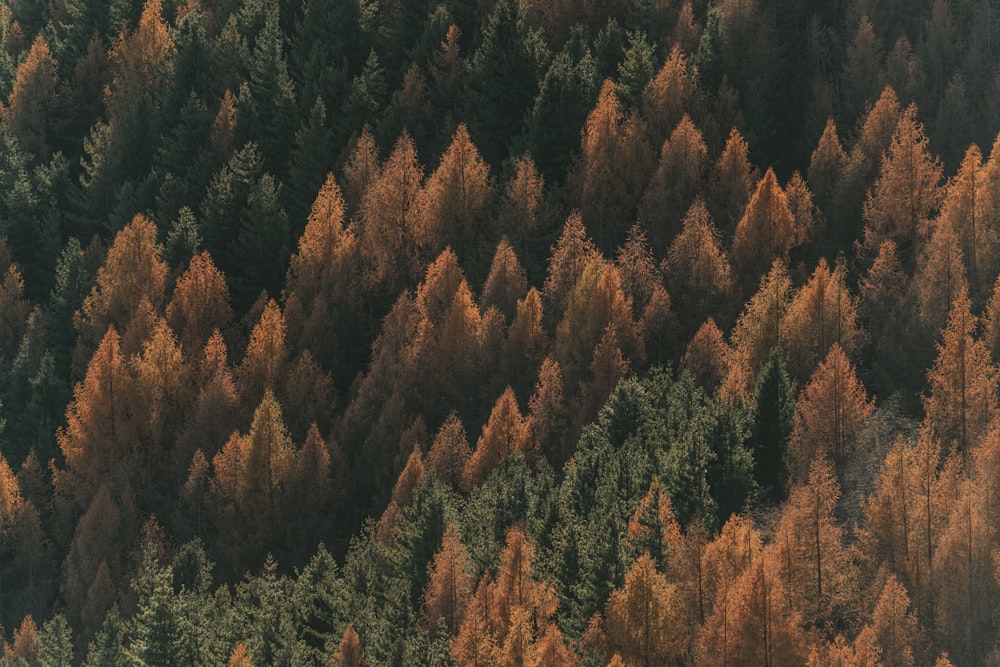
983,275,1000,362
771,458,856,628
330,624,364,667
870,574,923,667
3,615,40,666
681,318,731,393
807,119,847,216
487,525,557,643
237,299,287,409
503,287,549,398
497,153,546,262
451,574,497,667
240,389,294,556
729,260,792,386
463,387,531,491
420,523,474,637
861,104,943,260
605,553,686,667
570,79,654,251
57,327,138,492
923,285,997,451
731,168,798,288
2,34,59,160
165,251,234,358
623,476,684,570
229,642,255,667
527,357,568,467
700,514,762,623
938,144,997,301
0,265,29,355
481,237,528,322
104,0,175,122
663,199,735,336
708,128,756,236
542,211,600,330
913,219,968,343
342,125,381,216
359,130,424,291
784,172,819,249
615,224,661,317
779,258,862,382
426,413,472,490
390,445,425,508
641,45,695,147
415,123,493,264
76,214,169,350
640,114,709,252
788,343,874,482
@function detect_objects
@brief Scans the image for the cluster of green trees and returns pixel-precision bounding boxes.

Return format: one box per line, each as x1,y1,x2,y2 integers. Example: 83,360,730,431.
2,0,1000,664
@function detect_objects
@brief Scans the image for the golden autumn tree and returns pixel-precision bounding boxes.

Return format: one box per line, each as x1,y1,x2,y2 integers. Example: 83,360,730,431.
2,34,59,159
570,79,654,251
415,123,493,263
426,413,472,489
788,344,874,482
923,285,997,451
359,130,424,291
237,299,287,408
3,615,40,666
605,553,686,667
451,574,497,667
869,574,923,667
615,224,661,318
76,214,169,349
862,104,943,258
982,275,1000,362
497,153,546,257
641,45,695,147
938,145,996,300
166,251,234,357
807,119,847,215
487,525,558,643
463,387,531,490
343,125,381,215
640,114,709,252
527,357,569,466
57,327,138,491
390,445,425,508
104,0,175,121
708,128,756,235
624,476,684,569
481,237,528,322
732,168,798,287
0,264,29,355
420,523,474,636
728,260,792,386
700,514,762,623
330,625,364,667
542,211,600,329
663,199,735,335
771,458,857,628
229,642,255,667
779,259,862,382
681,318,730,393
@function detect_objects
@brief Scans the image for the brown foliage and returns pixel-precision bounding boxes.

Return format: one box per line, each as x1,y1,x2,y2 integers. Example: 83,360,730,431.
420,523,473,636
463,388,531,491
166,251,233,357
605,553,686,666
732,168,798,285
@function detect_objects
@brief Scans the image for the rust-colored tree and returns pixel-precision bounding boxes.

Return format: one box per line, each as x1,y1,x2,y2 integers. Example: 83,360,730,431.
527,357,569,466
426,413,472,489
420,523,474,636
732,168,798,287
788,344,874,482
1,34,59,159
237,299,288,409
542,211,600,330
641,46,695,146
481,237,528,322
330,624,364,667
463,388,531,491
807,119,847,216
166,251,234,358
708,128,755,235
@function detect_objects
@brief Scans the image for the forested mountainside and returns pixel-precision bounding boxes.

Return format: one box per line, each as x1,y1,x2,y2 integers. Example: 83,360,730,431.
1,0,1000,664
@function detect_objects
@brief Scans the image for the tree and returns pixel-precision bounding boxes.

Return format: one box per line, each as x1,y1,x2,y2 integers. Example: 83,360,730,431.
732,168,797,287
923,285,997,451
497,154,545,266
605,553,686,667
330,625,364,667
229,642,255,667
870,574,922,667
708,128,755,235
165,251,234,357
426,413,472,489
615,224,661,317
237,299,287,408
420,523,473,636
749,347,795,502
542,211,599,330
463,388,531,491
415,123,493,265
663,200,735,336
788,344,874,482
840,16,883,118
641,45,695,147
640,115,709,252
104,0,175,122
681,319,730,393
481,238,528,322
807,119,846,216
359,130,424,291
570,79,654,251
451,575,497,667
729,260,792,387
862,104,943,260
76,214,169,349
623,476,683,569
779,259,862,382
1,35,59,160
527,357,568,467
342,126,381,216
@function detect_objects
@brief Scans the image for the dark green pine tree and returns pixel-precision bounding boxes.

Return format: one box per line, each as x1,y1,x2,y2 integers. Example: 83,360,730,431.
692,7,725,93
287,97,334,233
615,30,656,111
82,607,126,667
154,92,214,223
235,0,297,175
522,48,599,182
748,347,795,503
128,542,184,667
464,0,545,168
38,615,75,667
290,0,360,112
162,9,217,122
44,236,102,383
341,49,388,146
234,172,290,310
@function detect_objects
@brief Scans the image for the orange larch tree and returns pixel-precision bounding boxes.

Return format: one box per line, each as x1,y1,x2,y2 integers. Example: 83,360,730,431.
342,125,381,216
497,153,546,263
542,211,600,330
165,251,234,358
527,357,568,467
420,523,474,636
779,258,862,382
2,34,59,159
330,624,364,667
623,476,684,571
728,260,792,386
614,224,661,318
463,387,531,491
708,128,756,236
681,318,731,393
641,45,695,147
663,199,735,336
788,344,874,482
807,119,847,216
104,0,175,121
481,237,528,322
923,285,997,451
731,168,798,288
426,413,472,489
237,299,288,409
869,574,924,667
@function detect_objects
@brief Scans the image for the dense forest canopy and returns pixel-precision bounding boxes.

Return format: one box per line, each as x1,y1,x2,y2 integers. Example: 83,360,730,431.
0,0,1000,664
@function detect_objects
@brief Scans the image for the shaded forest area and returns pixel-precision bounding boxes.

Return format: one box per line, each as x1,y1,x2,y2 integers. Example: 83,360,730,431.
1,0,1000,664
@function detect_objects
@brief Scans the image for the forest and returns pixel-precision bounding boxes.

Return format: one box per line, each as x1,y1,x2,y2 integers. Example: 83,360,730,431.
0,0,999,664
